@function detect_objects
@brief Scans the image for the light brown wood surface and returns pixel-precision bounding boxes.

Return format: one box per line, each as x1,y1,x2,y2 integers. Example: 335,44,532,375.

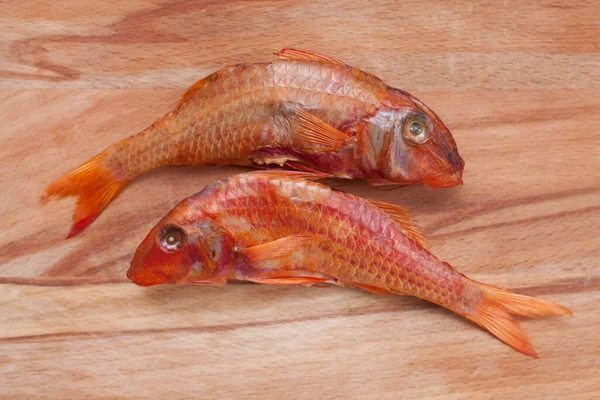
1,1,599,399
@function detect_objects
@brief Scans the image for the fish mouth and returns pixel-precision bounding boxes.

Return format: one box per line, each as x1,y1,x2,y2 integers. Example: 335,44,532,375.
427,150,464,188
127,263,160,286
438,171,463,188
128,272,161,287
424,170,463,189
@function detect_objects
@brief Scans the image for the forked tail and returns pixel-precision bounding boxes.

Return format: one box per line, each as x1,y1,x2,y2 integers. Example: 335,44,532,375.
464,280,572,357
41,152,128,238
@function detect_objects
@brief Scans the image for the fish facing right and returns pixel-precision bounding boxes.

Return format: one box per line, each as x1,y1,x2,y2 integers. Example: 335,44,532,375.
127,171,571,358
42,48,464,237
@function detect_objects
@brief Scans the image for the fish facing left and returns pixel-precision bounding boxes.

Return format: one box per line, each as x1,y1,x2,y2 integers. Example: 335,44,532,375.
127,171,571,358
41,48,463,237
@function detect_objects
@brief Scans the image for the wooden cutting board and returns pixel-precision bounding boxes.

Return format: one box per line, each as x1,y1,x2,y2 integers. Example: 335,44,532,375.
1,1,598,399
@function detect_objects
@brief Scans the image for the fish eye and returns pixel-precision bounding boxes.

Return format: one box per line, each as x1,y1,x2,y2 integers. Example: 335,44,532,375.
402,116,431,145
159,226,186,251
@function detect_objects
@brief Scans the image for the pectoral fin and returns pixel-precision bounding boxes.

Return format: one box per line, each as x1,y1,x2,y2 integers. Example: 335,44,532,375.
238,234,318,263
367,178,410,187
284,161,328,174
287,105,353,153
247,275,329,285
238,235,332,286
187,276,228,286
248,170,331,181
351,282,395,296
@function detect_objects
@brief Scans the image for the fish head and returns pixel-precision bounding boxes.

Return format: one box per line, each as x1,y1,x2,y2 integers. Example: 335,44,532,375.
128,199,235,287
371,89,464,188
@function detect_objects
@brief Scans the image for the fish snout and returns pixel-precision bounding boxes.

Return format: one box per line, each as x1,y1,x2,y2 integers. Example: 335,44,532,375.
423,161,464,188
424,149,464,188
443,151,465,187
127,265,161,286
447,150,465,172
436,146,464,187
438,170,464,188
127,257,159,286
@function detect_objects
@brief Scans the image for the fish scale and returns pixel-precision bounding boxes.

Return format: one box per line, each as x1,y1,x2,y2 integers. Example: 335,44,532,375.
203,174,465,308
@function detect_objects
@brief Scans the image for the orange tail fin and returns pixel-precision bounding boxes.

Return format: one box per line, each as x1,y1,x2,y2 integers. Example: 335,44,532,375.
41,153,128,238
464,282,572,358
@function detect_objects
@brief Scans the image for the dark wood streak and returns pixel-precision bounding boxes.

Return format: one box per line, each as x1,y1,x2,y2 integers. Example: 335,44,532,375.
0,277,128,286
449,104,597,131
0,293,582,345
0,277,595,345
0,227,65,265
39,237,132,278
423,186,599,236
544,2,578,9
513,277,600,297
0,304,431,344
429,205,600,240
2,0,196,81
2,40,82,81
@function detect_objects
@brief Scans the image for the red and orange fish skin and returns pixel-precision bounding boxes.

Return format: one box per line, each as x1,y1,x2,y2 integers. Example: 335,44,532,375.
43,49,464,237
129,173,464,306
115,58,463,184
128,172,571,357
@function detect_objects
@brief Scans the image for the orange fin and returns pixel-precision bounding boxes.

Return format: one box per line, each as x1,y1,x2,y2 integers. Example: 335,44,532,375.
247,275,329,285
367,199,427,248
248,170,331,181
465,281,572,358
41,153,128,238
187,276,228,286
274,48,347,67
367,178,411,188
284,161,327,174
351,282,395,296
479,284,572,319
287,105,353,152
239,234,317,263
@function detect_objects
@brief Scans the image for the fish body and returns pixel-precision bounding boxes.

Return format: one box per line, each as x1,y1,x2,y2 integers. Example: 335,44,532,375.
42,49,464,237
128,172,570,357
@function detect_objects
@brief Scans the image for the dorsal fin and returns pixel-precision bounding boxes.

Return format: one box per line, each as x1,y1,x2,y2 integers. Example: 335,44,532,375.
177,74,213,108
274,48,348,67
367,199,427,248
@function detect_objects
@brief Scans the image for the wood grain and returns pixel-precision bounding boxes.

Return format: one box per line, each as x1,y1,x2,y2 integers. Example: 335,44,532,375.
1,1,599,399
